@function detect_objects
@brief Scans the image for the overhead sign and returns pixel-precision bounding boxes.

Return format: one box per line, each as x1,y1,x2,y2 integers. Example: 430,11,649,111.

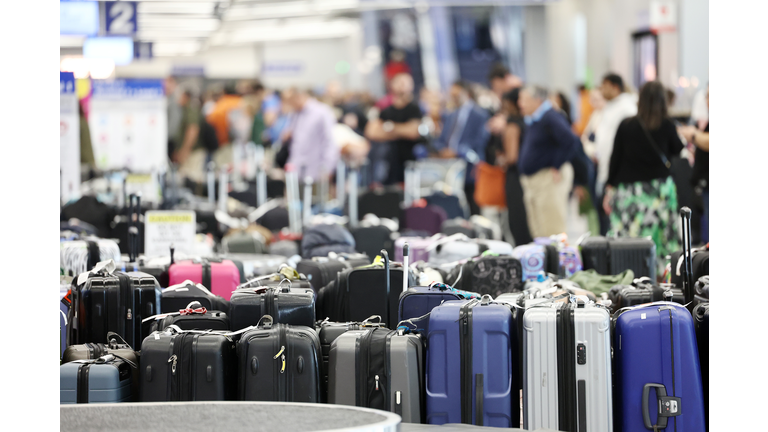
134,41,153,61
144,211,197,257
172,65,205,76
650,0,677,33
103,1,138,36
261,61,304,76
60,72,81,204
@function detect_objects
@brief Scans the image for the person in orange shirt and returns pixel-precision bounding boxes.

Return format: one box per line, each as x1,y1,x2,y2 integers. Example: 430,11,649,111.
572,84,593,137
206,83,243,147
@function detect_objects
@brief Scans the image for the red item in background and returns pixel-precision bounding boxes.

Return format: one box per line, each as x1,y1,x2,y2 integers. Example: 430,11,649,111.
385,61,411,82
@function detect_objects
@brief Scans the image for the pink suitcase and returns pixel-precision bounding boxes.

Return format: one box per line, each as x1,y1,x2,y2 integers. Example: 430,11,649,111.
167,259,241,301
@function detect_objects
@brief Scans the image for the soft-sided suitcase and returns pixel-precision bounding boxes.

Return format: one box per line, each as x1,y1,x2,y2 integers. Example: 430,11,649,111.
608,281,685,312
147,305,230,333
328,327,424,423
693,302,709,431
60,354,134,404
301,223,357,259
68,267,161,349
522,300,613,431
167,258,240,301
296,253,370,294
512,243,561,281
445,255,524,298
161,280,230,314
219,253,288,281
139,328,237,401
693,275,709,308
237,318,322,402
229,282,315,330
426,234,514,266
395,236,437,263
398,283,478,335
426,296,519,427
401,205,448,236
580,236,657,280
221,231,267,254
426,192,466,220
350,225,393,262
440,218,493,239
61,332,140,400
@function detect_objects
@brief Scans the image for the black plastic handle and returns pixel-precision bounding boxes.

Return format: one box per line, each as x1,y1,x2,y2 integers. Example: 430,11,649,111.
381,249,390,326
679,206,695,310
642,383,668,430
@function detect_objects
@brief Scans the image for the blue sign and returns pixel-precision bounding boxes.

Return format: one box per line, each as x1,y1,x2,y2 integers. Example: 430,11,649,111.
91,79,165,99
60,72,76,95
104,1,137,36
261,61,304,76
60,1,99,36
134,42,153,61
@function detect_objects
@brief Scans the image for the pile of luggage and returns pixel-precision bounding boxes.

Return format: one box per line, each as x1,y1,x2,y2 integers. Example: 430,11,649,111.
59,164,709,431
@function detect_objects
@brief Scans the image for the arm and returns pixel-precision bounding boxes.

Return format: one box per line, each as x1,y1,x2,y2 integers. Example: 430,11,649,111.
503,122,521,165
320,113,341,179
364,118,397,142
392,119,422,140
693,132,709,152
605,123,625,188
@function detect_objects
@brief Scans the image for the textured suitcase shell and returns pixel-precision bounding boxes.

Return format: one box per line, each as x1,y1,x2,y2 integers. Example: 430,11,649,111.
229,286,315,330
398,286,462,335
60,360,132,404
580,237,657,280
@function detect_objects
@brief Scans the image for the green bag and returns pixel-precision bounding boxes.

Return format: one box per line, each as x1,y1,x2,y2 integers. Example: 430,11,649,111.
568,268,635,296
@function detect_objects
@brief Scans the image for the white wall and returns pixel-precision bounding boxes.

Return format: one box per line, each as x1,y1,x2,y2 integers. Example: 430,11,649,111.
679,0,709,85
524,6,550,86
114,45,261,79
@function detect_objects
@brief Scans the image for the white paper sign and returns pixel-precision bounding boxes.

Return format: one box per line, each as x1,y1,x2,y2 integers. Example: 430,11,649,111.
60,72,81,204
650,0,677,32
144,210,196,257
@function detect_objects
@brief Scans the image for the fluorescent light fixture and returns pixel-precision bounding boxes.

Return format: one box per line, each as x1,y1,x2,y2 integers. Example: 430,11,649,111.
138,18,221,31
60,36,87,48
83,37,135,66
60,57,115,79
138,2,217,15
212,19,358,44
60,1,99,36
152,41,202,57
224,0,358,21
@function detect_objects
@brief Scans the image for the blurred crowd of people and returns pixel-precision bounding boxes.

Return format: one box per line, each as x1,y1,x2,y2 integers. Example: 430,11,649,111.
164,64,710,260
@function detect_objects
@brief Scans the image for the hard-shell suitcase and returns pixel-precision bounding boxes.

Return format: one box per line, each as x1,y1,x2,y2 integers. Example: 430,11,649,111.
61,332,140,400
693,302,709,431
398,283,478,335
512,243,561,281
580,237,657,280
147,307,230,333
669,245,709,288
446,255,524,298
161,280,230,314
426,296,519,427
296,253,370,294
522,301,613,431
167,258,240,301
60,355,134,404
139,328,237,401
68,267,161,349
229,283,315,330
608,279,685,312
350,225,393,262
328,327,424,423
237,318,322,402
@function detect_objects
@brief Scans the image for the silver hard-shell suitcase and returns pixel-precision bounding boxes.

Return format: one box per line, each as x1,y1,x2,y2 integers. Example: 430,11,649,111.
522,300,612,431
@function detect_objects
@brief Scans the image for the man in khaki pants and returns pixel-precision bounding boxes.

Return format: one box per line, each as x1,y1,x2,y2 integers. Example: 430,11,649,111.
517,86,579,238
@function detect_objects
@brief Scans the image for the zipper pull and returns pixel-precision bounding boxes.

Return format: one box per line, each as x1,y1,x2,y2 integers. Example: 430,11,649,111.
274,345,286,374
126,308,132,320
274,345,285,359
168,354,177,375
281,354,286,374
375,375,380,391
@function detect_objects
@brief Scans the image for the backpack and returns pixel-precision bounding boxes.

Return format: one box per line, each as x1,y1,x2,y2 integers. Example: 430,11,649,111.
199,119,219,152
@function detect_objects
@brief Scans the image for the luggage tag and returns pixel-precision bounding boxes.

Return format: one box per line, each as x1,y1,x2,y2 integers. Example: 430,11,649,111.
76,259,117,286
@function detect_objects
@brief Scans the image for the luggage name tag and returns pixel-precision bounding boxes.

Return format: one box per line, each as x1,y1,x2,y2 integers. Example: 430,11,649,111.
61,290,73,308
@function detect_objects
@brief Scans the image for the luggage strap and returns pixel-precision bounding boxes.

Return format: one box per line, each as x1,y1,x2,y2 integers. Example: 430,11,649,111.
141,302,209,323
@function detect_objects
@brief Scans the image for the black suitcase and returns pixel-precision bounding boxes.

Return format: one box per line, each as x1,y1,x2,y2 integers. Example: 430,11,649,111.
161,280,230,314
693,275,709,307
669,246,709,288
68,270,161,349
296,253,370,294
316,251,402,328
139,329,237,401
579,236,657,280
147,308,230,333
440,218,494,239
607,278,686,312
693,302,709,431
446,255,524,298
237,318,322,402
358,189,403,221
350,226,392,262
229,284,315,331
61,333,140,401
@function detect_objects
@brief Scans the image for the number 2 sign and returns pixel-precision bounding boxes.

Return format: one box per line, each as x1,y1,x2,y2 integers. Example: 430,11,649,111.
104,1,137,36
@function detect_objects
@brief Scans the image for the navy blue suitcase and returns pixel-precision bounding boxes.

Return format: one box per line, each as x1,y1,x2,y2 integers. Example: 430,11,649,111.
426,296,518,427
613,302,705,431
397,283,477,335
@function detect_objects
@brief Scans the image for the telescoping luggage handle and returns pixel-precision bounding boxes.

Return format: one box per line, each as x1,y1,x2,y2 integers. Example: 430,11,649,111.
679,207,695,311
402,242,410,293
382,249,391,327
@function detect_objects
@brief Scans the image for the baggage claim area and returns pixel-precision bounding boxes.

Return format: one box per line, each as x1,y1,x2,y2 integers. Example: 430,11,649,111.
49,0,722,430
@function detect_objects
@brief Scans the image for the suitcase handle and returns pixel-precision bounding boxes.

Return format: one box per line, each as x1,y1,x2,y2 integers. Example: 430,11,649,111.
642,383,682,430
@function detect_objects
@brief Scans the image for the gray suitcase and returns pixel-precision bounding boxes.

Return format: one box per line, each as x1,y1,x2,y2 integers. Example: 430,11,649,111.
328,327,424,423
60,355,133,404
522,300,613,431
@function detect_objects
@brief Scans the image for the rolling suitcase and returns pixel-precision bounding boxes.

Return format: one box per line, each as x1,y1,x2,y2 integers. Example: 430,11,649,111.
60,354,134,404
607,278,685,312
146,303,230,333
139,328,237,401
440,218,493,239
167,258,240,301
60,238,122,277
296,253,370,294
693,302,709,431
693,275,709,308
350,225,393,262
219,253,288,281
395,236,438,263
522,300,613,431
161,280,230,314
221,230,268,254
580,236,657,280
401,205,447,236
669,244,709,288
237,317,322,402
445,254,524,298
398,283,478,335
229,281,315,330
512,243,562,281
426,234,514,266
328,327,424,423
426,295,519,427
533,235,584,277
301,223,357,259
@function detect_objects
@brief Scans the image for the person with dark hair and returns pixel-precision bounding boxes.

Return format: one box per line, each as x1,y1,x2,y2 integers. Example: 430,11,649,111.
550,91,573,125
593,72,637,234
603,81,685,273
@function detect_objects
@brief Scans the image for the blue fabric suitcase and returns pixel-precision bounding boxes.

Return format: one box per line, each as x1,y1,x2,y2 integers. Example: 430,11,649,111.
397,283,477,334
613,302,705,431
60,355,133,404
426,296,518,427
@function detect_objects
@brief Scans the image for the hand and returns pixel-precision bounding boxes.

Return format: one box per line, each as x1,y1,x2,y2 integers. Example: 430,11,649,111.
438,148,457,159
280,130,292,144
602,186,613,215
495,154,507,167
487,114,507,134
677,125,697,142
573,185,586,203
551,168,561,183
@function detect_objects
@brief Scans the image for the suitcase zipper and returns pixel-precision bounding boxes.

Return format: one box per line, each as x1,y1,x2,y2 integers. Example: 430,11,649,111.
667,309,677,432
459,299,478,424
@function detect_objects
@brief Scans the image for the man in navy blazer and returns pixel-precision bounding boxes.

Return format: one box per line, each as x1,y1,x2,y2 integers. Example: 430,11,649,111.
432,80,490,215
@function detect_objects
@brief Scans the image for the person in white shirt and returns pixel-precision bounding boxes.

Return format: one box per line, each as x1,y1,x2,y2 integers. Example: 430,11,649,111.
593,73,637,234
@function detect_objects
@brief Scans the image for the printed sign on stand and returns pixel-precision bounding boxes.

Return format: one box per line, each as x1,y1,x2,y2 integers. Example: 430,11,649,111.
144,211,196,257
60,72,81,204
89,79,167,172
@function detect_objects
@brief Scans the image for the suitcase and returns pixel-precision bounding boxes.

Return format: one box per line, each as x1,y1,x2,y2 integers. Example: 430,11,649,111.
139,328,237,401
446,255,524,298
61,282,71,359
316,252,403,328
269,239,300,257
221,231,268,254
426,296,519,427
426,193,466,220
533,236,584,278
219,253,288,281
358,189,403,221
60,355,134,404
60,238,122,277
68,268,161,349
328,327,424,423
512,243,560,281
167,258,240,301
61,333,140,401
398,283,478,335
677,208,704,312
147,307,230,333
350,225,393,262
669,245,709,288
579,236,657,280
693,275,709,308
426,234,514,266
237,318,322,402
608,279,686,312
401,205,448,236
440,218,493,239
522,300,613,431
613,301,705,432
395,236,438,263
161,280,230,314
693,302,709,431
296,253,370,294
229,283,316,330
301,223,357,259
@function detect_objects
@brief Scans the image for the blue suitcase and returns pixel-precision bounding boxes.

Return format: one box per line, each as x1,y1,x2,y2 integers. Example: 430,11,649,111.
60,355,133,404
613,302,705,431
397,283,477,334
426,295,518,427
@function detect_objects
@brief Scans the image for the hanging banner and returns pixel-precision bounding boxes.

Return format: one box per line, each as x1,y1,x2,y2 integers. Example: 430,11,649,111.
60,72,81,204
88,79,167,172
